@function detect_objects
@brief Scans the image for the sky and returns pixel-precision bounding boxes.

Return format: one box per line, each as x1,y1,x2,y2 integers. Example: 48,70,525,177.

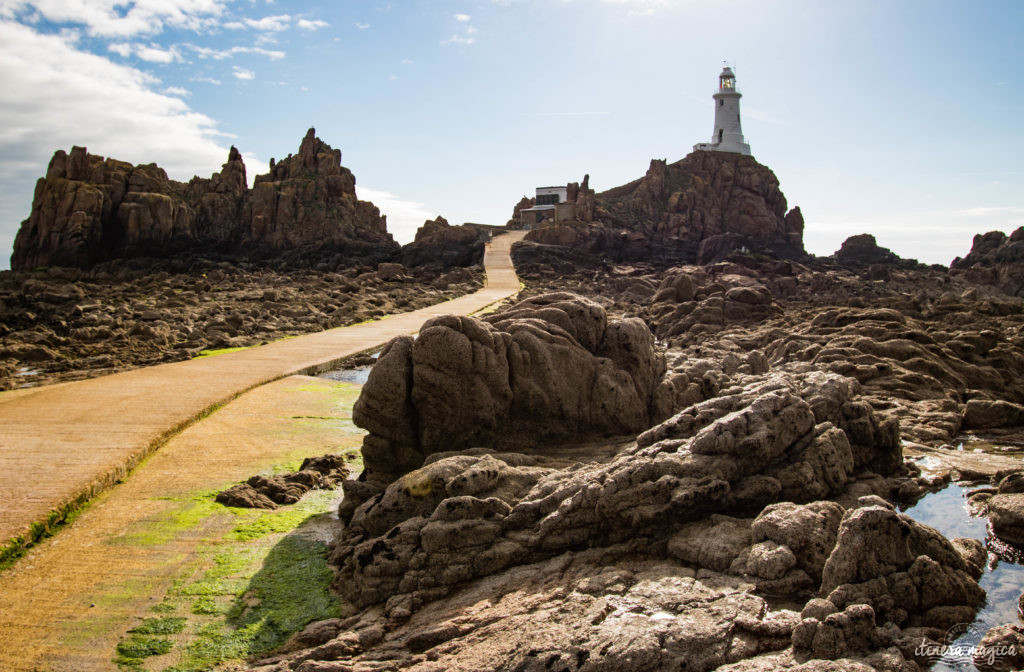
0,0,1022,269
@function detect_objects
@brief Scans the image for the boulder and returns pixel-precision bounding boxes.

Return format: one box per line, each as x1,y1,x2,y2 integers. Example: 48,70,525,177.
987,492,1024,545
819,505,985,628
963,399,1024,429
974,624,1024,671
349,293,668,491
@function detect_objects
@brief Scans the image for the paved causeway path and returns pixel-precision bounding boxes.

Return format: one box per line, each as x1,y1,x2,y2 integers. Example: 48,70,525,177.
0,230,527,559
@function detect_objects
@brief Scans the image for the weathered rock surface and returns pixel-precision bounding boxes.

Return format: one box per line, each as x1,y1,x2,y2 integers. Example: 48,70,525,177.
333,368,902,611
817,505,985,629
348,293,669,493
400,217,487,269
974,623,1024,671
11,128,399,270
215,454,350,509
514,150,806,265
952,227,1024,297
229,231,1024,671
982,474,1024,545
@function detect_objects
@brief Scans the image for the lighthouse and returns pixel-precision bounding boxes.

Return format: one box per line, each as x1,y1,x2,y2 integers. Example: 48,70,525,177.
693,65,751,156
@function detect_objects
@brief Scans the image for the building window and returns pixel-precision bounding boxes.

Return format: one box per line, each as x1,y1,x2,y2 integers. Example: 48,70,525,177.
536,194,559,205
719,99,724,107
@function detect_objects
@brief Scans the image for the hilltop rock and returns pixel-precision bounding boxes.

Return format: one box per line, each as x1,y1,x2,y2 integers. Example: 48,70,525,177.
514,151,806,266
11,128,398,270
951,227,1024,296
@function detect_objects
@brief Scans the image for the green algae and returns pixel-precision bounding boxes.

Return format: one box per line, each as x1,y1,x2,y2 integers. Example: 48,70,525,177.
115,635,173,667
129,617,186,635
160,514,342,671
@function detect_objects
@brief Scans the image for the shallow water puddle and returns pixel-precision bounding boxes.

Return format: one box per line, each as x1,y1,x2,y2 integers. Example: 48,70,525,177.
902,482,1024,671
318,349,381,385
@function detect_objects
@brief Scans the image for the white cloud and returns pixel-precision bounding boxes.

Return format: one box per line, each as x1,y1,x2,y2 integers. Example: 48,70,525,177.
355,21,370,29
442,13,476,46
190,75,221,84
162,85,191,96
107,41,132,57
296,18,327,30
401,58,413,64
356,186,436,245
441,33,475,46
136,43,182,63
232,65,254,79
225,13,291,31
188,43,284,60
0,0,229,37
0,19,256,268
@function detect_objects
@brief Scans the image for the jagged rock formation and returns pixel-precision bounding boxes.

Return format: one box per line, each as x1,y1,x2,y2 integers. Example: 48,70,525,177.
11,128,398,270
514,151,805,267
951,227,1024,297
400,217,487,269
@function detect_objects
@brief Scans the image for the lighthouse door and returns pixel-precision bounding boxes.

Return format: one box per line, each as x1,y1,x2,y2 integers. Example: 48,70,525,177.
718,129,723,143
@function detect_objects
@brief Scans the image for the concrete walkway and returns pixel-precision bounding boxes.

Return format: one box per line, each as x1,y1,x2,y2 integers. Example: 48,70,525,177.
0,230,527,558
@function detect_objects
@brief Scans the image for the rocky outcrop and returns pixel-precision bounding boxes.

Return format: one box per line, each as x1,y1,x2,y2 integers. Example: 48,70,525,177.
399,217,486,269
816,505,985,628
506,195,535,228
515,151,805,266
332,368,903,611
833,234,902,266
951,227,1024,297
647,267,780,341
11,128,399,270
348,293,670,495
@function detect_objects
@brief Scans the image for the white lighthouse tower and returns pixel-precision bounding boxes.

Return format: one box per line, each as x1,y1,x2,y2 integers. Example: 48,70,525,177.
693,65,751,156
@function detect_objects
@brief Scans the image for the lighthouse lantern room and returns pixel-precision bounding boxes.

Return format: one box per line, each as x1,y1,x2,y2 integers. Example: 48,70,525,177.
693,65,752,156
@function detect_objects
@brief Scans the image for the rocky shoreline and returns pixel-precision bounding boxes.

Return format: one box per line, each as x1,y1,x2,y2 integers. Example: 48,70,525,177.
0,259,483,390
5,136,1024,670
245,227,1024,671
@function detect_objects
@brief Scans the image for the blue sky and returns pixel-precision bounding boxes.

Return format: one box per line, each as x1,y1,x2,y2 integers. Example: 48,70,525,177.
0,0,1021,269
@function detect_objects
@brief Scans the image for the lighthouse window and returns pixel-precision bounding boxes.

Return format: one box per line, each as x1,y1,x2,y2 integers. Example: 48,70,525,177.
719,99,724,107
